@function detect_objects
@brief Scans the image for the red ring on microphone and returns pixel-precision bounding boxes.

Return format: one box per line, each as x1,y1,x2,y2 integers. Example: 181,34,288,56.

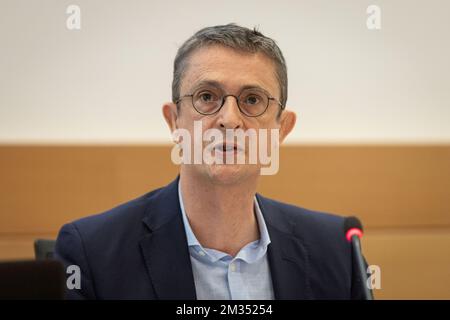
346,228,363,242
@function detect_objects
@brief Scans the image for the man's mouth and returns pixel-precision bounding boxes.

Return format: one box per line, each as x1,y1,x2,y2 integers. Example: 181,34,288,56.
213,142,243,153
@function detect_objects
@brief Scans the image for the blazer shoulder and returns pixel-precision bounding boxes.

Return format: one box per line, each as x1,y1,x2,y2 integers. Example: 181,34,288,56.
258,195,355,298
68,186,164,239
257,194,351,262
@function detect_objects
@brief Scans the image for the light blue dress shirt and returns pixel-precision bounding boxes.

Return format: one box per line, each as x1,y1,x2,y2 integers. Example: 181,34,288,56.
178,182,275,300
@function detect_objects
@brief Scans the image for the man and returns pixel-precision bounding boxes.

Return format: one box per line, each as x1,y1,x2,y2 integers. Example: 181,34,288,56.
55,24,368,299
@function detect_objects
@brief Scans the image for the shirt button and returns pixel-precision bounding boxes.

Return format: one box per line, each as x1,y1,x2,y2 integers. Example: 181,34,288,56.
198,250,205,256
230,263,236,272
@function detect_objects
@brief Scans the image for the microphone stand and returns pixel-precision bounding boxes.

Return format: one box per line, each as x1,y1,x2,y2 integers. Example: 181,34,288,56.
350,235,373,300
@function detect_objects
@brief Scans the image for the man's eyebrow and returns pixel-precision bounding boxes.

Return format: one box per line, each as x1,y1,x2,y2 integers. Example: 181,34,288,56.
190,80,223,92
189,80,269,94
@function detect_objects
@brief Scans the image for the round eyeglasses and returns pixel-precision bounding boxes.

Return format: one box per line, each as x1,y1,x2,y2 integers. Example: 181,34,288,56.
175,86,284,117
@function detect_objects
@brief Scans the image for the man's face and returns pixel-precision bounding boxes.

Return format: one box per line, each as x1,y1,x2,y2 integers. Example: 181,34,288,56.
164,45,296,185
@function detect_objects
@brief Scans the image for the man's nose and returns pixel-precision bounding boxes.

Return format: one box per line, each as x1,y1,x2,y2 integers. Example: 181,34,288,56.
217,95,243,129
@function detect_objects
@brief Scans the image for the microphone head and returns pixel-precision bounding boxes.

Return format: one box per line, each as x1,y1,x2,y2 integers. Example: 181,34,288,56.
344,216,364,242
344,216,363,233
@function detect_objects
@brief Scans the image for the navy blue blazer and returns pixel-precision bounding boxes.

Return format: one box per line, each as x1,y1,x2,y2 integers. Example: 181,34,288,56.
55,177,368,299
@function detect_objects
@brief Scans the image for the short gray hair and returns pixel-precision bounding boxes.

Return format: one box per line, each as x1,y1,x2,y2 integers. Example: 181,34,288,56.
171,23,288,111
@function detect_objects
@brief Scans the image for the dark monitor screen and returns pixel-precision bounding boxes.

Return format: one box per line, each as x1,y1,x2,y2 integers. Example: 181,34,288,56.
0,260,65,300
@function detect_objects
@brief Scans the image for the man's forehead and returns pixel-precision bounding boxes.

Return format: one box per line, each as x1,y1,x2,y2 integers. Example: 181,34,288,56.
180,45,279,96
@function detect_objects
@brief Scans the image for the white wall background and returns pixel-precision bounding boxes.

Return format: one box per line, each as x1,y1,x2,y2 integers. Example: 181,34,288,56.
0,0,449,144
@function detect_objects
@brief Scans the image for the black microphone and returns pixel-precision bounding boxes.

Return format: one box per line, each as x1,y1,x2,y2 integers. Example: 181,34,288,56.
343,216,373,300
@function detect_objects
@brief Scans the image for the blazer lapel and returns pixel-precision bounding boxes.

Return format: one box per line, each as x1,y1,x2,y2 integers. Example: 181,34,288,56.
139,178,197,300
257,195,313,299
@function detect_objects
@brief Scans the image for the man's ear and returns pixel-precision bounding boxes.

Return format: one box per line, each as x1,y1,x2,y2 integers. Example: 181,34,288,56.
278,109,297,144
162,102,179,133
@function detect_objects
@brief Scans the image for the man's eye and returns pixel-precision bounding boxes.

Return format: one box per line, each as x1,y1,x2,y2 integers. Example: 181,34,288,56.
199,92,215,102
244,95,260,105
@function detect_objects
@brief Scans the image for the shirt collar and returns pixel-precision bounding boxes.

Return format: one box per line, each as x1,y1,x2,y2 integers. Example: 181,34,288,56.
178,181,271,263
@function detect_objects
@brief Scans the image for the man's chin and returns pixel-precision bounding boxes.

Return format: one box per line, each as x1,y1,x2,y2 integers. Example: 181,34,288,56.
204,163,259,185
